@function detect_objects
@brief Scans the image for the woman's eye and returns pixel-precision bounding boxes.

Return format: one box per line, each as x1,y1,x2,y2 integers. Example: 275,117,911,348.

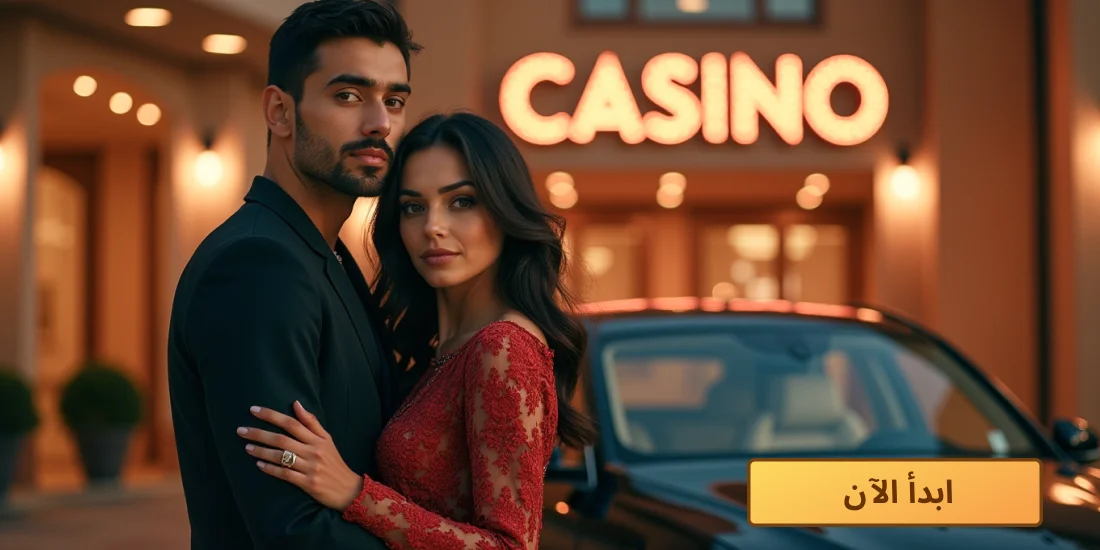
453,197,475,208
400,203,422,215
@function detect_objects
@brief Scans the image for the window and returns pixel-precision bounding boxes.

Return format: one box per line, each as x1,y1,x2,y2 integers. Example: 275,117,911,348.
575,0,819,24
572,222,646,302
694,209,863,304
698,223,850,302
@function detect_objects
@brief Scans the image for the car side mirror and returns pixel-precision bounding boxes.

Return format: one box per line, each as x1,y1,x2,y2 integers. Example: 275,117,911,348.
1052,417,1100,464
546,445,598,490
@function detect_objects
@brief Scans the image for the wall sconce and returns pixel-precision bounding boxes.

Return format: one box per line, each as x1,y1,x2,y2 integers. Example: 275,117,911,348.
890,144,920,200
194,131,223,187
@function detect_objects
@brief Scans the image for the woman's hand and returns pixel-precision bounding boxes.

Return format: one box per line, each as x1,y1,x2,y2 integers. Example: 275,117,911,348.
237,400,364,511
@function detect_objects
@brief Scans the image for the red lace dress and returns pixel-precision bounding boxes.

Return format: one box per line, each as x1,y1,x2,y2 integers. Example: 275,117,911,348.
342,320,558,549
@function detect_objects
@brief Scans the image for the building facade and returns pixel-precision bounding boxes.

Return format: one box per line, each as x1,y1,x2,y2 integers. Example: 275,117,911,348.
0,0,1098,491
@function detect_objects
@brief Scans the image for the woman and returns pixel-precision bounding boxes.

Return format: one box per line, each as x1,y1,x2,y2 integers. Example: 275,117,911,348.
237,112,597,549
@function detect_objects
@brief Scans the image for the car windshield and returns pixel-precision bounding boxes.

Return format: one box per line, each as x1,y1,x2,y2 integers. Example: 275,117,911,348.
598,316,1052,460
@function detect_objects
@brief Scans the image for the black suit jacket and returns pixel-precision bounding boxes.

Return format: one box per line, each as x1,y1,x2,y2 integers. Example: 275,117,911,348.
168,176,394,549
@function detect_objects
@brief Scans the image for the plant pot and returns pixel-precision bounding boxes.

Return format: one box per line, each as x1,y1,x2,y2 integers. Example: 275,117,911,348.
72,426,132,485
0,435,23,503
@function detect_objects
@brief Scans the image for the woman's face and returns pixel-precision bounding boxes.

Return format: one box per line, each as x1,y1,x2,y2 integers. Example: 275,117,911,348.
397,145,504,290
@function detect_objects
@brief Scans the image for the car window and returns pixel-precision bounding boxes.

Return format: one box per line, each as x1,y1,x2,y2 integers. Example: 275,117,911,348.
598,320,1044,460
823,350,878,432
894,343,1034,457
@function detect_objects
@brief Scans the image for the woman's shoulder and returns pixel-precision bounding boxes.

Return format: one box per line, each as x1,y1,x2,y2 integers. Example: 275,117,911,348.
470,314,553,363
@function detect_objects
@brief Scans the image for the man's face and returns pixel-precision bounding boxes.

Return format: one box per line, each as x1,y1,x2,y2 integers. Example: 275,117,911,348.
292,38,410,198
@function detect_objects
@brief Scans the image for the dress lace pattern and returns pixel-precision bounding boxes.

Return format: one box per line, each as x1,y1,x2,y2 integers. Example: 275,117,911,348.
342,320,558,549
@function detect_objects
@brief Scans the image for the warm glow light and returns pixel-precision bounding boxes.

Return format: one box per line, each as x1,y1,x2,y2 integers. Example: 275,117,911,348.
785,225,818,261
195,150,224,187
796,186,823,210
545,171,574,191
202,34,248,55
499,51,889,147
659,172,686,192
712,282,736,299
125,8,172,27
109,92,133,114
891,164,920,200
803,55,890,146
656,186,683,208
727,225,778,261
136,103,162,126
731,52,803,145
0,144,6,173
73,75,97,97
549,181,574,196
555,501,570,514
651,297,700,311
804,173,830,194
583,246,614,277
677,0,708,12
550,186,578,209
856,308,883,323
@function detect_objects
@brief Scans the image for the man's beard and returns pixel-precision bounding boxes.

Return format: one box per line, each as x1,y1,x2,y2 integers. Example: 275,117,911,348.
293,117,394,198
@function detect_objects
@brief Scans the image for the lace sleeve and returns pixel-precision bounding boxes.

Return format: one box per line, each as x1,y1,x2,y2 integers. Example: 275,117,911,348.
341,327,556,550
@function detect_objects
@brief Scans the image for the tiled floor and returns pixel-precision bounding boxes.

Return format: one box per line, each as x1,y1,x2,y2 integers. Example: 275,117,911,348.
0,480,190,550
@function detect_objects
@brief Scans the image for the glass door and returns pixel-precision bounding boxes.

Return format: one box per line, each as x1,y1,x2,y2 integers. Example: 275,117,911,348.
574,223,645,302
696,211,862,303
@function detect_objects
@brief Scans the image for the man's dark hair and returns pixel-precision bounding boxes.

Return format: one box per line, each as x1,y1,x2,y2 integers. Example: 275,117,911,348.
268,0,422,102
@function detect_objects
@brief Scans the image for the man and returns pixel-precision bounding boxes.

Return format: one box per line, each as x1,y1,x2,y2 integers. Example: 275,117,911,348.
167,1,421,547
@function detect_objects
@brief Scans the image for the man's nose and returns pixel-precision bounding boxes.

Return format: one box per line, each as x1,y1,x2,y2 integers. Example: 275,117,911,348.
360,100,392,137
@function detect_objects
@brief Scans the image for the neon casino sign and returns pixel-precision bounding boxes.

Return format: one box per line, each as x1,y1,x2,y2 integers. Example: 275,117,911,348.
499,51,889,146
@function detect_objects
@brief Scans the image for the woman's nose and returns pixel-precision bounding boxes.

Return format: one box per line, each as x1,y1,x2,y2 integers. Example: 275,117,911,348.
424,209,447,237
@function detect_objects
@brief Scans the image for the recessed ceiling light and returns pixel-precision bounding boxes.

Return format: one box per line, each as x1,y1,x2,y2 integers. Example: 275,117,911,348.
202,34,247,55
73,75,97,97
110,92,134,114
125,8,172,27
136,103,162,126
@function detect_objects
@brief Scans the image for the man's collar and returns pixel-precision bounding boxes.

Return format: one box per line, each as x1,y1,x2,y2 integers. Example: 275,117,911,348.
243,176,330,259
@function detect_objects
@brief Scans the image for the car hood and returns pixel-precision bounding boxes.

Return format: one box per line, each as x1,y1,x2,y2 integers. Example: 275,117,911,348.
614,458,1100,550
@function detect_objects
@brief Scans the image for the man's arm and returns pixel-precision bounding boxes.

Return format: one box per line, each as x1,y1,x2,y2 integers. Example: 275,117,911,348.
184,236,388,550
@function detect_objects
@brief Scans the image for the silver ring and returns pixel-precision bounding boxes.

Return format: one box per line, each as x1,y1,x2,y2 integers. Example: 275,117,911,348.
280,450,297,469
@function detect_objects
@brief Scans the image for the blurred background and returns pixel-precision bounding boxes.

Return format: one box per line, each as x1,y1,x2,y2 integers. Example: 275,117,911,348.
0,0,1098,547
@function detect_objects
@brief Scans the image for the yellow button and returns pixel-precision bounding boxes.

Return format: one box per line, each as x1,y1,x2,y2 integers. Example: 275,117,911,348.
747,459,1042,526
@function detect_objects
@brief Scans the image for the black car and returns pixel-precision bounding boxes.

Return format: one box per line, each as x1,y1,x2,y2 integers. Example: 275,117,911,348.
540,298,1100,549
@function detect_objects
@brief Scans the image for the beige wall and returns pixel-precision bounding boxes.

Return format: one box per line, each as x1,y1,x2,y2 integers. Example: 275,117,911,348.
921,0,1038,414
1050,0,1100,425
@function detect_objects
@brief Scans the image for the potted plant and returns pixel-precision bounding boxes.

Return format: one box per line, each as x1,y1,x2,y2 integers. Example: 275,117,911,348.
0,368,38,506
59,360,141,486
